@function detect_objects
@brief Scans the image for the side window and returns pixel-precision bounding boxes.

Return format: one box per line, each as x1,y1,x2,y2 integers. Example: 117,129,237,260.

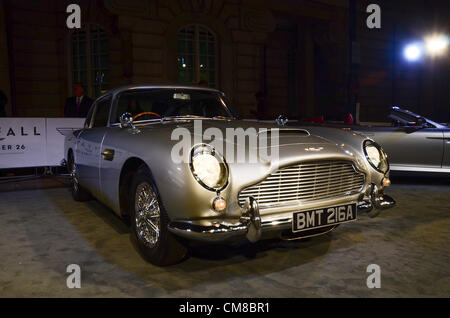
92,96,111,127
114,92,132,123
84,103,96,128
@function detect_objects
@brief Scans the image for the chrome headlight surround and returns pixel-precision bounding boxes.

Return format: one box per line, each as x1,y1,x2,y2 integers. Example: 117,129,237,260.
363,140,389,174
189,144,229,192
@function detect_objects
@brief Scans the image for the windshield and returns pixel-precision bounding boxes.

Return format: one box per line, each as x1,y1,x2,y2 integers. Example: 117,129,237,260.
113,89,234,123
389,106,445,128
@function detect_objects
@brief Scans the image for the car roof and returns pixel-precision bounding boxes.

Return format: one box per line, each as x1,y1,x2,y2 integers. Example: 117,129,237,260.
101,84,222,98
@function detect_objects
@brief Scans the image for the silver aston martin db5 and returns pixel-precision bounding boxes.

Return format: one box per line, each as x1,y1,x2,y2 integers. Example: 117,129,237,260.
65,85,395,265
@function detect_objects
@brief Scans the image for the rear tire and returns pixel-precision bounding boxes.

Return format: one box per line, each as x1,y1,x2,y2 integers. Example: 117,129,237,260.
129,164,187,266
68,152,91,202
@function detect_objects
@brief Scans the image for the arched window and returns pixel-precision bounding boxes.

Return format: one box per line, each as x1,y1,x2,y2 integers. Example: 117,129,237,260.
177,24,217,87
71,25,109,98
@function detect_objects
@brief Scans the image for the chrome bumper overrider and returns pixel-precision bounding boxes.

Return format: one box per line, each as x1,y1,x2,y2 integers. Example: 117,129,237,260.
356,183,396,218
168,186,396,242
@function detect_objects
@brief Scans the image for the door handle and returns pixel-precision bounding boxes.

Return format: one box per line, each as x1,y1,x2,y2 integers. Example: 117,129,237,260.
102,149,115,161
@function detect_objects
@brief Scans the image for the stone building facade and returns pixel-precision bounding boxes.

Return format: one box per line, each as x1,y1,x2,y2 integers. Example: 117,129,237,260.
0,0,350,119
0,0,448,122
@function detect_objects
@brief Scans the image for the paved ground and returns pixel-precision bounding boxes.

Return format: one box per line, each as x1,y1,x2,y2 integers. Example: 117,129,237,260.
0,175,449,297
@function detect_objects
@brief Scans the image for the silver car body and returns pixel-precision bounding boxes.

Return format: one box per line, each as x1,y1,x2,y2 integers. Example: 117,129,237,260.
65,85,394,243
352,107,450,174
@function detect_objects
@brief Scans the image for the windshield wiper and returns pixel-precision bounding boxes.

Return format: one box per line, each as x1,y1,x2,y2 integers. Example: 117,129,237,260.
212,116,232,120
161,115,210,121
160,115,234,122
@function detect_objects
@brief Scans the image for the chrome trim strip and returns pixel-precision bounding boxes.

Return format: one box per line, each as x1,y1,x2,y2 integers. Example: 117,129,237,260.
168,218,292,242
426,137,450,141
390,165,450,173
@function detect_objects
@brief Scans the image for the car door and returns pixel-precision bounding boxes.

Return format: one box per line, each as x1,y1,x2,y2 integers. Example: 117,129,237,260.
97,89,144,213
76,95,112,197
442,129,450,170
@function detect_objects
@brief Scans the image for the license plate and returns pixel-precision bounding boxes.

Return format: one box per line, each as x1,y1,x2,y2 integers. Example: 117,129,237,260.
292,203,357,233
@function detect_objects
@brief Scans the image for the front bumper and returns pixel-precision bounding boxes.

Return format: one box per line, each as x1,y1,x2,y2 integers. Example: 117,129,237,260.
168,184,396,243
356,183,396,218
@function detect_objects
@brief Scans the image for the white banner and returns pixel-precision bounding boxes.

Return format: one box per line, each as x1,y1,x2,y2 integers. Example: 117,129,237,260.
0,118,85,169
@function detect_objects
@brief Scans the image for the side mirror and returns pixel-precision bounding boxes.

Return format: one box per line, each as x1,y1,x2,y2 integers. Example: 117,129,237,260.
276,115,288,126
120,112,140,134
119,112,134,128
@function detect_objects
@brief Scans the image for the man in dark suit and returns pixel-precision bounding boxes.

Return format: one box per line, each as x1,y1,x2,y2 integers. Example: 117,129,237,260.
64,83,93,118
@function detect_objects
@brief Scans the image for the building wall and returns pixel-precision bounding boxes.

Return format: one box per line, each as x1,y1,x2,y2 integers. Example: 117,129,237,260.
0,0,11,116
2,0,448,122
3,0,120,117
2,0,349,119
5,0,64,117
264,26,295,118
107,0,275,118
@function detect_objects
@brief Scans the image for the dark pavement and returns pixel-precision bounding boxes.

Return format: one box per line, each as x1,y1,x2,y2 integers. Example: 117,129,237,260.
0,175,449,297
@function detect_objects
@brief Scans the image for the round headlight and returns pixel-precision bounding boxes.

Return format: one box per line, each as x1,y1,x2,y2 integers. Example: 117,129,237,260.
363,140,389,173
190,144,229,191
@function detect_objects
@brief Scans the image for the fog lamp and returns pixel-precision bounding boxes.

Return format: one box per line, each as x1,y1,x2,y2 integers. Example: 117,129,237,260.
212,197,227,212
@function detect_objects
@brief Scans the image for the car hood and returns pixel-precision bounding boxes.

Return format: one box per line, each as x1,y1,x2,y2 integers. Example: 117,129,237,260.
132,119,368,202
139,119,363,167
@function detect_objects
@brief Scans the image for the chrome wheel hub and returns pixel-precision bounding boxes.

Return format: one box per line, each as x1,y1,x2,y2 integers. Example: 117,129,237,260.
70,160,79,191
134,182,160,247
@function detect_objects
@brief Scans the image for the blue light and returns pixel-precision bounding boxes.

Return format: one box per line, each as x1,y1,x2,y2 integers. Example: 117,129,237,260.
403,43,423,62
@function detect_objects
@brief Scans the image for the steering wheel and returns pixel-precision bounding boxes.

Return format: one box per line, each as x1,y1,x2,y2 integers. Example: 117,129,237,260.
133,112,161,120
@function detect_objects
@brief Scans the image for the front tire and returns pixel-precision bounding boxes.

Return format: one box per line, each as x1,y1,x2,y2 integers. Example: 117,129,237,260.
129,165,187,266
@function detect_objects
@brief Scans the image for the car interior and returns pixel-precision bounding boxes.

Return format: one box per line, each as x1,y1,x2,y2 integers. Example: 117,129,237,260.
114,89,231,123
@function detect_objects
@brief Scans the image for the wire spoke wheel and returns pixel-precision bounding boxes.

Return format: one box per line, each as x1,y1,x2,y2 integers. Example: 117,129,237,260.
134,182,161,247
130,165,187,265
68,152,90,202
69,159,79,192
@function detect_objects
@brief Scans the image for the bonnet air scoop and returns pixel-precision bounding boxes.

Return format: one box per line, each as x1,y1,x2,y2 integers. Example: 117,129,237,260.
258,128,310,137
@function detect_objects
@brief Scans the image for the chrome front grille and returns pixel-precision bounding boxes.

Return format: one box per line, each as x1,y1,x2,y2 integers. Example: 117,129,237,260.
238,160,365,207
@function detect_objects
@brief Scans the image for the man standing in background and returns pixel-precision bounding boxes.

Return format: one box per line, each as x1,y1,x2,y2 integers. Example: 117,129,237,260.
64,83,93,118
0,89,7,117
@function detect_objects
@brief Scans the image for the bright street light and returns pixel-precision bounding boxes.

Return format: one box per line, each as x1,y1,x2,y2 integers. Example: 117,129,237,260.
425,34,449,56
403,43,423,62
